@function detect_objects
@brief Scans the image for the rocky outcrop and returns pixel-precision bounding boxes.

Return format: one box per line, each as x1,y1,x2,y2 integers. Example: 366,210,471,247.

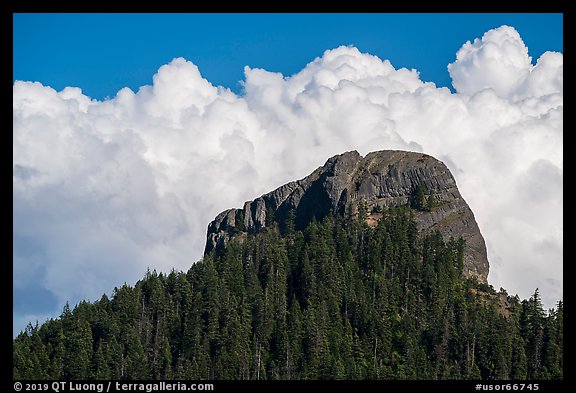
205,150,489,282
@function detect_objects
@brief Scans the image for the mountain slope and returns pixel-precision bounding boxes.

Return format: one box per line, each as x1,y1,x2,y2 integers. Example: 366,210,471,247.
13,150,562,380
206,150,488,282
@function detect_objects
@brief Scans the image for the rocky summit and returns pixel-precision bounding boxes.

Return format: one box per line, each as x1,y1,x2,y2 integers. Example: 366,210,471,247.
205,150,489,282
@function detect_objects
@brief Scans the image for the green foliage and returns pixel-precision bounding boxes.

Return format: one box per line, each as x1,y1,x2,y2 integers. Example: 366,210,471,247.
412,184,427,210
13,208,562,380
411,184,444,212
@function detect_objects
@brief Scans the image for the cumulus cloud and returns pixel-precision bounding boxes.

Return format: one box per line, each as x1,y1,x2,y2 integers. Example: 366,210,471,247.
13,25,562,335
448,25,563,101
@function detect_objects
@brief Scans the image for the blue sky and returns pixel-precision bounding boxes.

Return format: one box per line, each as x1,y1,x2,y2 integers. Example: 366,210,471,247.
14,13,562,100
13,13,563,337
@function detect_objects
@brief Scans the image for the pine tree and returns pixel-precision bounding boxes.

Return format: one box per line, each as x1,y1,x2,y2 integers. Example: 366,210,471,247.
63,319,93,379
13,206,562,381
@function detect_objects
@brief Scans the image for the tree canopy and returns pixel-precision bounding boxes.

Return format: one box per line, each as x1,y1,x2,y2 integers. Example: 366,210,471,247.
14,206,562,380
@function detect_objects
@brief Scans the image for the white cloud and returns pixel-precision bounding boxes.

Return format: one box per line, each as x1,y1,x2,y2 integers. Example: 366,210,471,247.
13,25,562,335
448,25,532,98
448,25,563,102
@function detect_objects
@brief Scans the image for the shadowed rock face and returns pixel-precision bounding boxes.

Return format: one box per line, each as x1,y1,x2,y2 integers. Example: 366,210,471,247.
205,150,489,282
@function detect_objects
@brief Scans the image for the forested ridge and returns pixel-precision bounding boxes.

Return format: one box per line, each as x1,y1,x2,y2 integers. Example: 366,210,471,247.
13,206,563,380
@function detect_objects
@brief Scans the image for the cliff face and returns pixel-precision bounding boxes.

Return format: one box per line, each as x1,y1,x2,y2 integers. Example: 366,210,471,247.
205,150,489,282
